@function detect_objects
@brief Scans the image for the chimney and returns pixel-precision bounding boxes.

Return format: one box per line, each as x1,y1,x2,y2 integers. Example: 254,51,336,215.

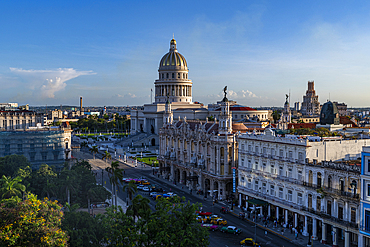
80,97,83,113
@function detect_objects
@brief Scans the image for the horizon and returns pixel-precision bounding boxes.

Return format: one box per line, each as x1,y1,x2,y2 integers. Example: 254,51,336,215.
1,1,370,107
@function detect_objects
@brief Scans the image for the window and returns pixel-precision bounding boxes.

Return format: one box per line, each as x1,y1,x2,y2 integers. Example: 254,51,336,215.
254,181,259,190
248,179,252,189
270,185,275,196
298,152,304,162
255,146,259,154
351,207,356,223
338,206,344,220
172,73,174,78
271,148,275,157
17,144,22,152
270,165,275,174
328,176,332,189
166,73,169,78
263,147,267,154
279,166,284,176
288,168,293,178
367,184,370,196
279,188,284,199
279,149,283,157
178,73,180,78
366,210,370,231
248,145,252,152
241,144,245,150
368,159,370,173
255,162,258,170
262,163,266,171
288,151,293,159
241,159,244,167
297,193,303,205
248,160,252,168
287,190,293,201
262,183,266,193
296,170,302,181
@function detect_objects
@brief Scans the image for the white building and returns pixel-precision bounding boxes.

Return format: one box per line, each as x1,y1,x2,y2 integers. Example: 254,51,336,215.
238,130,364,246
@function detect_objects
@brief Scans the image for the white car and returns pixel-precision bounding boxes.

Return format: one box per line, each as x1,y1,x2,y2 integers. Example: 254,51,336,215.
137,185,145,190
142,186,150,192
167,192,177,197
150,192,158,197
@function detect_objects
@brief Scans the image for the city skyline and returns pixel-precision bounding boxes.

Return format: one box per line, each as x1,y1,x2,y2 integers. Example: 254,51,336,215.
1,1,370,107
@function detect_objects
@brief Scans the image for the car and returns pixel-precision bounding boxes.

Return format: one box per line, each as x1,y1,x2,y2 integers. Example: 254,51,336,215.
220,226,242,234
150,191,158,197
137,185,145,190
155,194,163,200
196,216,207,223
240,238,259,246
201,224,219,231
141,180,150,185
142,186,150,192
211,218,227,225
197,211,212,216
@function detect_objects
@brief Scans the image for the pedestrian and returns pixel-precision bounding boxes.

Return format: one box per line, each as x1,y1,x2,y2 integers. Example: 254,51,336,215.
281,229,284,235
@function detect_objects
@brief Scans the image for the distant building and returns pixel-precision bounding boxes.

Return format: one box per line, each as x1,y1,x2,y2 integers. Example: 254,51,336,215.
0,109,43,130
301,81,320,116
0,126,72,170
333,101,348,116
294,102,301,111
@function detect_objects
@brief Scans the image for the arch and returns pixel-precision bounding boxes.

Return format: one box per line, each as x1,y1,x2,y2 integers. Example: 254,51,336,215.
182,170,187,184
339,177,345,191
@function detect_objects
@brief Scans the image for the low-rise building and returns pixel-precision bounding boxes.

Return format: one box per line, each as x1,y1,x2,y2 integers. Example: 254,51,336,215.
360,146,370,247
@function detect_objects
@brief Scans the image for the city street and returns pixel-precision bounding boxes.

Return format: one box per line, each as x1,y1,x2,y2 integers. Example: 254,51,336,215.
73,149,299,247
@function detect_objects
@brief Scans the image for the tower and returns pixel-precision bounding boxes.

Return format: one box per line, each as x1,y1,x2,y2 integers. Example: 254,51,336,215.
154,38,192,103
301,81,320,116
163,96,173,125
218,86,232,135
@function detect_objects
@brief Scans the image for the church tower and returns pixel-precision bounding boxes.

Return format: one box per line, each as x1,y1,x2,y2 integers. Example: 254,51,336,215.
278,94,291,130
218,87,232,135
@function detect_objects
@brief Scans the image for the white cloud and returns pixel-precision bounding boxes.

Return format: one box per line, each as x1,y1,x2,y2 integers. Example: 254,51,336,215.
9,68,95,98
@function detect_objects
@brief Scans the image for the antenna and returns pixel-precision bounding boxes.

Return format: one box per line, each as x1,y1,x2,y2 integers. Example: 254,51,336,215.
289,89,291,106
151,88,153,104
173,33,174,39
329,92,330,101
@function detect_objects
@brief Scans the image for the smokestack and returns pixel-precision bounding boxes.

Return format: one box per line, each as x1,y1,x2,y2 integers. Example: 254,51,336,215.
80,97,83,113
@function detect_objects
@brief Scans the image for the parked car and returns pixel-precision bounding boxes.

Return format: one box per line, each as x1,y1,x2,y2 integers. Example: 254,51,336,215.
196,216,207,223
220,226,242,235
211,218,227,225
141,180,150,185
137,185,145,190
201,224,219,231
240,238,259,246
197,211,212,217
150,192,158,197
142,186,150,192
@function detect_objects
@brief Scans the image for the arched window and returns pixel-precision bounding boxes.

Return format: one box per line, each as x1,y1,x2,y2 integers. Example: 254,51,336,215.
317,172,322,188
328,175,332,189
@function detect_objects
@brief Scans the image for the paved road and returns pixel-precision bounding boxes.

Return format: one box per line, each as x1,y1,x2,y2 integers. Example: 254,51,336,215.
74,149,298,247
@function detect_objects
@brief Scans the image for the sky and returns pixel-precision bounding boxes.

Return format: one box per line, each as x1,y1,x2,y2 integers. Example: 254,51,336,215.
1,1,370,107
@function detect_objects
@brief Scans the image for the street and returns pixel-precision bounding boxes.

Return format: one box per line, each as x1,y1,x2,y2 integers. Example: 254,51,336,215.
74,149,299,247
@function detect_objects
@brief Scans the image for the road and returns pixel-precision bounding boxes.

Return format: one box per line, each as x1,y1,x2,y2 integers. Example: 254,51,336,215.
74,149,298,247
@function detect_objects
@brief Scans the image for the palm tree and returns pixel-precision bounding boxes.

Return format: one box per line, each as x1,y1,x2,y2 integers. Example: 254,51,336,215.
123,180,137,206
90,145,99,159
127,194,150,220
102,151,112,166
105,161,123,208
0,175,26,200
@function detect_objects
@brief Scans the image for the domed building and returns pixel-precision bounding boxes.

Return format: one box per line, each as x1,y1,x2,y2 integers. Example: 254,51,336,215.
130,38,205,145
155,39,193,103
316,100,343,131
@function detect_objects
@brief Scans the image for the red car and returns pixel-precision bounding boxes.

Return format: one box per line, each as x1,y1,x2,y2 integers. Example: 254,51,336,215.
197,211,212,216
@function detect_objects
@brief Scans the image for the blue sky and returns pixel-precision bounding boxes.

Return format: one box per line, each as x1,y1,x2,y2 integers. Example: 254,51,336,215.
1,1,370,107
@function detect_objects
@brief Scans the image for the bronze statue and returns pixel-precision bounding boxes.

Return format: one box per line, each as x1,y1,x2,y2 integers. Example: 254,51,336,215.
223,86,227,98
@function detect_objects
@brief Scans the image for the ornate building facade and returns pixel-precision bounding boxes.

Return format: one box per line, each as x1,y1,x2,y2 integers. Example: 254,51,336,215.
158,93,244,199
238,130,364,246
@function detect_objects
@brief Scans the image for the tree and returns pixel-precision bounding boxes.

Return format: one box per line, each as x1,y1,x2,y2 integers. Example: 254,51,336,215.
102,151,112,166
123,180,137,206
0,175,26,200
0,154,30,178
272,110,281,122
90,145,99,160
28,164,57,199
126,194,150,220
105,161,123,208
0,193,68,246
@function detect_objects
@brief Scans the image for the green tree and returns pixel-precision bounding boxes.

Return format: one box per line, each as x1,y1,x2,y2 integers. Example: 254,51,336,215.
123,180,137,205
90,145,99,159
102,151,112,166
0,175,26,200
126,194,150,220
0,154,30,178
0,193,68,246
272,110,281,122
105,161,123,208
29,164,57,199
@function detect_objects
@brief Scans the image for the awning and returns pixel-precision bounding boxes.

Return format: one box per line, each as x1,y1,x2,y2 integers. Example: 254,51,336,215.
246,198,268,206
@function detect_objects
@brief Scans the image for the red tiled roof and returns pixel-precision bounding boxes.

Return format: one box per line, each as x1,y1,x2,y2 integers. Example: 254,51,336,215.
288,123,317,129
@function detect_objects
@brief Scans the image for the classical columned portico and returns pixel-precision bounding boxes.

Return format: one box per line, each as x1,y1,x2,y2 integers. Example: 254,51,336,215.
332,227,338,247
312,218,318,240
321,221,327,244
303,216,309,236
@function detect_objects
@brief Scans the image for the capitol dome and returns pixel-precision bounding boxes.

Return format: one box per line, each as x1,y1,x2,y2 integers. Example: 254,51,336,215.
159,39,187,69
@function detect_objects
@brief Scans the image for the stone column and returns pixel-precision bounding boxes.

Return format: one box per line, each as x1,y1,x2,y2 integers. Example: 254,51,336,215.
358,234,363,247
332,227,338,247
321,221,327,244
294,213,298,228
312,218,318,240
245,196,249,209
239,193,242,207
260,206,263,216
344,231,350,247
268,205,271,217
345,202,349,221
285,209,288,226
303,216,309,236
210,179,214,197
276,206,279,220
